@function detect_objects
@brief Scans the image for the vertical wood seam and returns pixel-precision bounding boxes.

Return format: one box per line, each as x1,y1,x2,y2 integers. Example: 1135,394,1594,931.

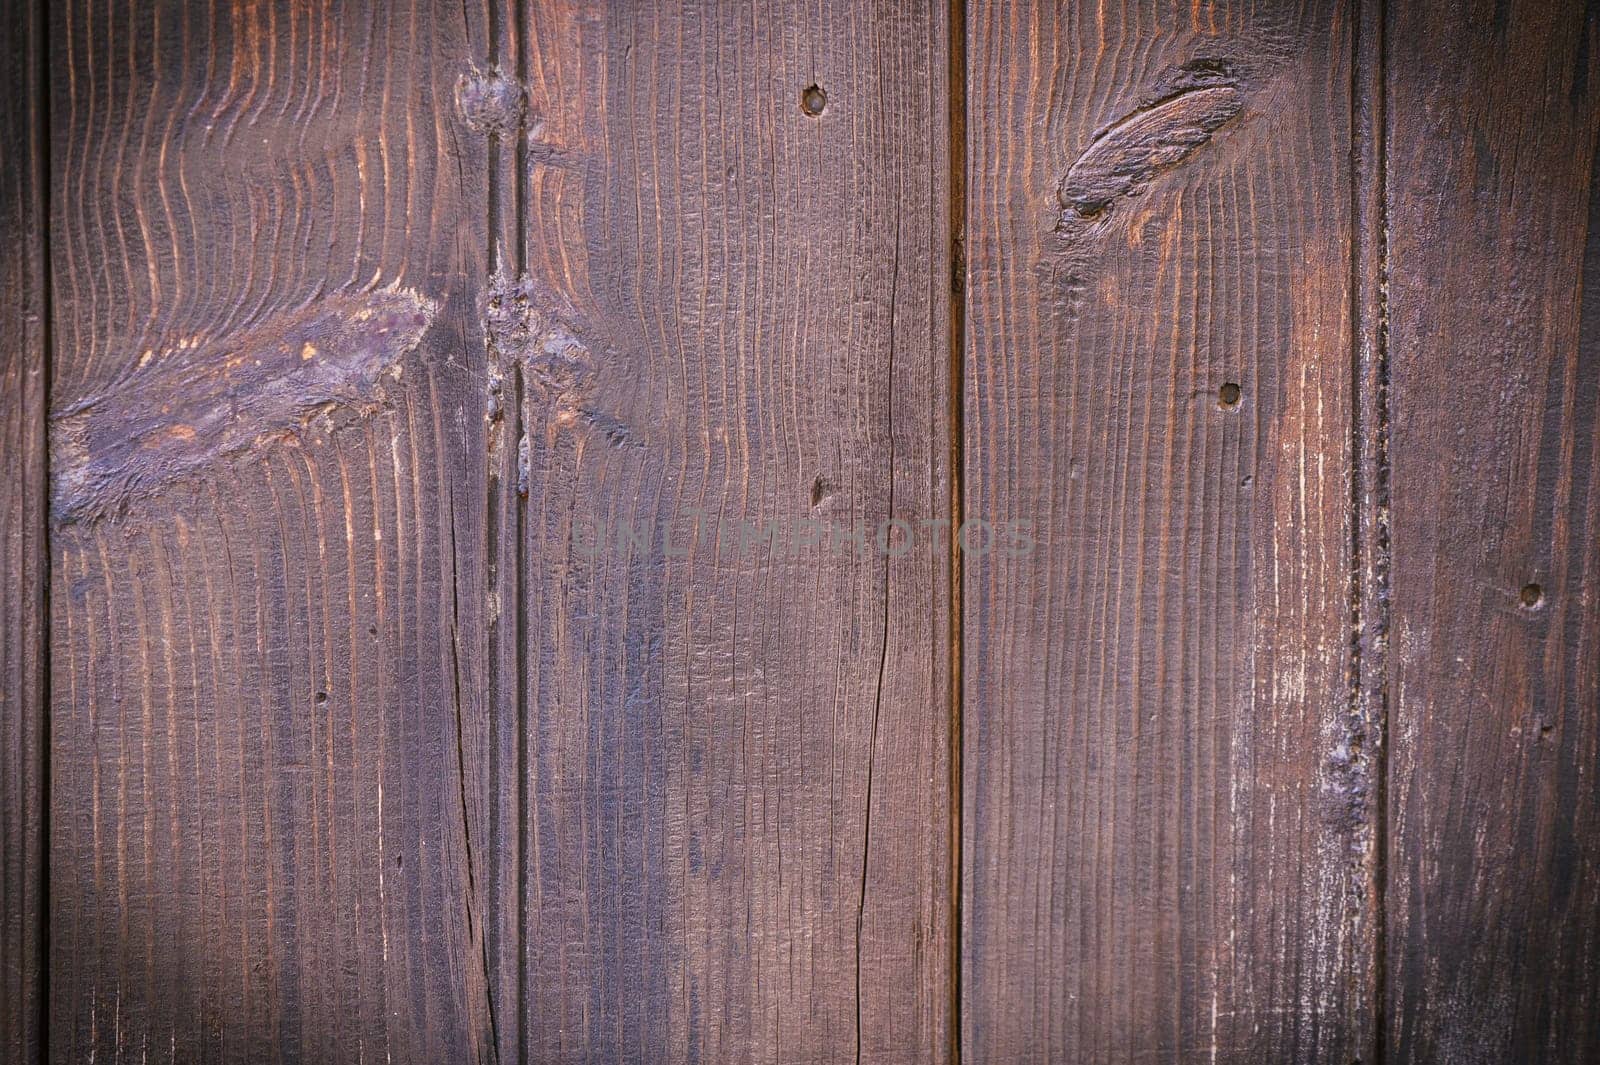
508,5,529,1062
478,1,525,1060
1351,0,1392,1059
946,0,966,1060
35,0,52,1056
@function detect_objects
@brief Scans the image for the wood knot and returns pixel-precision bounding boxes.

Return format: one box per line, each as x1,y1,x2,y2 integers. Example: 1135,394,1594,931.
52,284,438,524
1057,59,1245,230
455,63,528,135
482,271,631,447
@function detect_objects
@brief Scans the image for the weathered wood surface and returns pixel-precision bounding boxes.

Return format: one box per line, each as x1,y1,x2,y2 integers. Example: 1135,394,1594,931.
486,1,954,1060
47,1,496,1059
41,0,954,1060
1385,1,1600,1060
1,1,48,1059
13,1,1600,1062
961,2,1377,1061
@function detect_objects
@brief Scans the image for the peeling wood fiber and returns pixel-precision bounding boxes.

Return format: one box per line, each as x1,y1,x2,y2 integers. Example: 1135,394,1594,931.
50,286,437,523
1058,69,1244,225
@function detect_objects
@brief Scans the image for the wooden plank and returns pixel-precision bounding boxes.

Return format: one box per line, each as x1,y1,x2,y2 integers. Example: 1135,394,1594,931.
1385,2,1600,1059
492,2,954,1060
1,0,48,1059
962,2,1376,1060
47,2,497,1059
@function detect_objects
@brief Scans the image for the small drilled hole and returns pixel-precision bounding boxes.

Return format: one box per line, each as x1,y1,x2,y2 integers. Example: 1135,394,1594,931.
1218,382,1242,409
800,84,827,116
1520,582,1545,609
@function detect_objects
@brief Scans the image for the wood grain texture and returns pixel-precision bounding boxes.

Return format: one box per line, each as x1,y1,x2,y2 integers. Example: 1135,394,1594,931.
1,0,48,1059
962,2,1376,1060
491,1,954,1060
1385,1,1600,1059
35,4,1600,1061
47,2,496,1059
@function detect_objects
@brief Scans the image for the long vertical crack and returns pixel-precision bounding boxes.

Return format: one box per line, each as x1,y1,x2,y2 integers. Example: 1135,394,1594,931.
855,166,902,1065
447,479,499,1064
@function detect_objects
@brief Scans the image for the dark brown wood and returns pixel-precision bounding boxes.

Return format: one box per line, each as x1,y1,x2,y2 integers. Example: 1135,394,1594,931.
26,3,1600,1061
1385,1,1600,1060
47,2,496,1059
1,0,48,1059
961,2,1377,1060
490,1,954,1059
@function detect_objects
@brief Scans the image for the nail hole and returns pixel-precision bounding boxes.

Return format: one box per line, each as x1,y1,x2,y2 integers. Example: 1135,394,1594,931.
800,84,827,117
314,691,328,705
1218,382,1242,409
1520,582,1545,609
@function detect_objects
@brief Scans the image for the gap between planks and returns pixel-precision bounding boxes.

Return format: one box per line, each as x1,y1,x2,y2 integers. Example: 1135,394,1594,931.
1351,0,1392,1061
946,0,968,1062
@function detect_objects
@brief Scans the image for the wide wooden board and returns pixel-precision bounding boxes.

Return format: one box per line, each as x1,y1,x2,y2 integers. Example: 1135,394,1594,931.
961,2,1377,1060
488,2,955,1060
47,2,496,1059
1385,1,1600,1059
